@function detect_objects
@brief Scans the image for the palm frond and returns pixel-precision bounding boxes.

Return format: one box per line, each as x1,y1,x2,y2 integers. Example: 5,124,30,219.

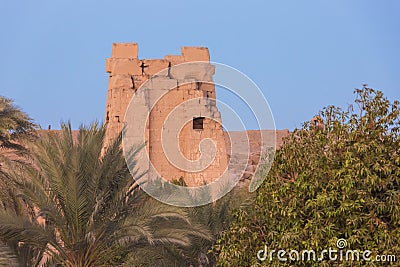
0,242,19,267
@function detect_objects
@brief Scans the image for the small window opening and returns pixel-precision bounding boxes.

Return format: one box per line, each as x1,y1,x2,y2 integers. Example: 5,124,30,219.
115,116,120,123
196,82,201,90
193,117,204,130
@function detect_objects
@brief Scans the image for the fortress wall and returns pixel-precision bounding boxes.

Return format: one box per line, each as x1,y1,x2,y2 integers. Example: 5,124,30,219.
105,43,228,186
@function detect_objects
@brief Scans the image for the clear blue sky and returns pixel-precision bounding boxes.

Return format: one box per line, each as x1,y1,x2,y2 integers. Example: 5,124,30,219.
1,0,399,130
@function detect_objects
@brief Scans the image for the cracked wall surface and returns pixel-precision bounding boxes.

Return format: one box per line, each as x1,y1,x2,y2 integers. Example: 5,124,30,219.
105,43,228,186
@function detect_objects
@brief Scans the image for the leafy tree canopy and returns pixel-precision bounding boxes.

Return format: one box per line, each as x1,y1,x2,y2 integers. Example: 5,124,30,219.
0,96,36,150
214,87,400,266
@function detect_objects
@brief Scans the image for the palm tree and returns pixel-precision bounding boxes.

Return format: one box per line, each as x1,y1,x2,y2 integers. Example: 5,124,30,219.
0,96,44,266
0,96,36,151
124,178,254,267
0,96,36,210
0,122,210,266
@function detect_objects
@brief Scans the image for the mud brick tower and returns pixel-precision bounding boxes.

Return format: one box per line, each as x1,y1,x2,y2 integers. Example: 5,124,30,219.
104,43,229,186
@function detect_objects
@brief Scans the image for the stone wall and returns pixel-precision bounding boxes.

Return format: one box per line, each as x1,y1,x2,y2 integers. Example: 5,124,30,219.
105,43,228,186
104,43,290,186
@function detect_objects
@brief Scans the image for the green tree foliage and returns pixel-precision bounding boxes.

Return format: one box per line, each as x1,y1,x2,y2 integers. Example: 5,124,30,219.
124,177,253,267
0,96,36,209
0,96,36,151
214,87,400,266
0,122,210,266
0,96,54,266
